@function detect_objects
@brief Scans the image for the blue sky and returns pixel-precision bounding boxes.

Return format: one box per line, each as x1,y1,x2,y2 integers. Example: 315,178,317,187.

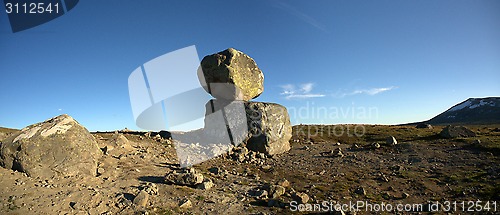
1,0,499,131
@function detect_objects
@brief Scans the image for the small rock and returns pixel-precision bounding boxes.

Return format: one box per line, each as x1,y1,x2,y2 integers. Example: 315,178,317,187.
292,192,309,203
261,165,272,171
354,187,366,196
197,179,214,190
372,142,381,149
391,165,404,172
321,148,343,157
402,192,410,199
249,189,268,199
179,199,192,209
153,134,162,142
133,190,149,207
165,168,204,186
208,167,221,175
97,167,105,175
334,209,346,215
70,201,85,210
232,147,249,162
277,178,290,188
386,136,397,145
257,152,266,159
335,148,344,157
382,192,392,200
140,183,158,195
269,185,286,198
101,146,109,155
472,139,481,145
379,173,389,182
415,123,433,129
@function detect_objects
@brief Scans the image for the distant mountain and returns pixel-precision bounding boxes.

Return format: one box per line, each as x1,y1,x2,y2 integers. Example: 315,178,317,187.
425,97,500,125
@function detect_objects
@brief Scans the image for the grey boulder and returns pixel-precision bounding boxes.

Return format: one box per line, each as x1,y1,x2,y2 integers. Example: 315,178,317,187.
0,114,101,178
440,125,476,138
204,99,292,155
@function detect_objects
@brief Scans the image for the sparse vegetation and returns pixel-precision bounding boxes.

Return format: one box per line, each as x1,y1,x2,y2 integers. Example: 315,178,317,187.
0,123,499,214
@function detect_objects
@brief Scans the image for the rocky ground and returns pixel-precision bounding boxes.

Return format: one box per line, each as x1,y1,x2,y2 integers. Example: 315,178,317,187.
0,124,499,215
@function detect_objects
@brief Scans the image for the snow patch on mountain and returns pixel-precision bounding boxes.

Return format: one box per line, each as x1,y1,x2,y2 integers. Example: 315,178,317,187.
449,100,472,112
449,99,495,112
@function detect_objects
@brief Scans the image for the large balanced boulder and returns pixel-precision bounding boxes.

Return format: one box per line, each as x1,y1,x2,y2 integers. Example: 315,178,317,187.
439,125,476,138
199,48,264,101
204,99,292,155
0,114,101,178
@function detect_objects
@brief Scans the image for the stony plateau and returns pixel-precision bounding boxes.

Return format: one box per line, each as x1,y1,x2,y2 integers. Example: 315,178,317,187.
0,121,499,214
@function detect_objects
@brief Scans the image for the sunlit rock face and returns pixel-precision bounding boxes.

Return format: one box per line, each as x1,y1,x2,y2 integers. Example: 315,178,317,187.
0,114,101,178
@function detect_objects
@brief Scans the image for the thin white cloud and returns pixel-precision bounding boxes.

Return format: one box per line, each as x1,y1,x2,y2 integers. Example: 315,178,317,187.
301,83,313,93
272,1,328,32
335,86,398,98
280,83,325,100
351,87,396,95
280,84,295,95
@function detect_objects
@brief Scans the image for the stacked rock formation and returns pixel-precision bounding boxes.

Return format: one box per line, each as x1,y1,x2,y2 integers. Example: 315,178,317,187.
198,48,292,155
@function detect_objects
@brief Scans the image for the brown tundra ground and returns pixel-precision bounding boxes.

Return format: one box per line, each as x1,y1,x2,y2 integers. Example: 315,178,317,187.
0,124,499,215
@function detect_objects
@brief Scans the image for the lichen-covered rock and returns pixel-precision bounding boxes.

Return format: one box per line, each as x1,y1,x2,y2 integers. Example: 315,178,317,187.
0,114,101,178
245,102,292,155
199,48,264,101
204,99,292,155
439,125,476,138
